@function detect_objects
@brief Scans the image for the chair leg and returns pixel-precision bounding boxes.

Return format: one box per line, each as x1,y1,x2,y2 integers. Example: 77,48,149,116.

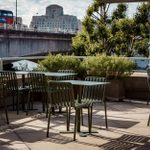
88,107,92,133
68,106,71,130
12,93,15,111
26,92,31,116
59,106,62,113
74,109,79,141
66,106,69,131
17,94,19,115
147,99,150,105
90,106,93,133
30,93,33,110
104,101,108,128
42,94,46,113
88,108,90,133
47,108,51,138
22,91,26,111
81,109,84,126
4,98,9,124
147,114,150,126
147,93,150,105
46,96,49,118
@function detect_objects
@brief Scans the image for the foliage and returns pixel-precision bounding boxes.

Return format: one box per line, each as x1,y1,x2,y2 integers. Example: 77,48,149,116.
38,54,86,77
81,54,134,79
72,0,111,55
111,3,127,20
38,54,134,79
72,27,90,56
134,2,150,56
134,39,149,56
111,18,138,56
72,1,150,57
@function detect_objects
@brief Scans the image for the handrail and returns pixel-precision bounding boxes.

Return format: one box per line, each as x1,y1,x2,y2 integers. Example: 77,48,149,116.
1,55,150,71
0,56,46,61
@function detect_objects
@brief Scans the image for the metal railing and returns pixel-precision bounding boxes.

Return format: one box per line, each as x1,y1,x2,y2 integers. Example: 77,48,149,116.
0,55,150,72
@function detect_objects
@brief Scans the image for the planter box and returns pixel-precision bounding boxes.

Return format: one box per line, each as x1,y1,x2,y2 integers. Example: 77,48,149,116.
124,73,149,101
104,72,149,103
105,79,125,101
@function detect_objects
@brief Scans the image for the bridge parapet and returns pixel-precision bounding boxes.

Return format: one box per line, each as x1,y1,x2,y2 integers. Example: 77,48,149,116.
0,29,75,57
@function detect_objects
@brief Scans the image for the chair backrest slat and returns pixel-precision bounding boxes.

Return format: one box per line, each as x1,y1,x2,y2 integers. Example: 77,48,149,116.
0,71,18,94
56,70,75,80
146,68,150,105
27,73,47,93
48,81,74,108
82,76,106,101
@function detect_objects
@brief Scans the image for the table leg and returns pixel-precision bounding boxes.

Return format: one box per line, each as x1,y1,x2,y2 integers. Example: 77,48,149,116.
103,86,108,129
104,101,108,128
22,74,25,88
77,85,83,132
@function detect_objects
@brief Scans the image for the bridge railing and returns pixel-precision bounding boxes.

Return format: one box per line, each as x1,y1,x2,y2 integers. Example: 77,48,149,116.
0,56,150,72
0,56,47,70
0,55,86,71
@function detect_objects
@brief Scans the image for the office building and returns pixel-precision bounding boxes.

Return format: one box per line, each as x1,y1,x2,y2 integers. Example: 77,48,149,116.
30,4,79,33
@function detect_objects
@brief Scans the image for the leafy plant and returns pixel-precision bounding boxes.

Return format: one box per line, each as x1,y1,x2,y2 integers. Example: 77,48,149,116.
72,1,150,57
38,54,86,78
39,54,134,79
81,54,134,79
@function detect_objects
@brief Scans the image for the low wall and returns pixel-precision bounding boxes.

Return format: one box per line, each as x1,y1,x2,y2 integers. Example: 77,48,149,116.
124,72,149,101
106,72,149,102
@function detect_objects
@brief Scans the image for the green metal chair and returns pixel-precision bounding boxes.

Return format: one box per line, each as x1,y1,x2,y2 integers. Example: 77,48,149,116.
81,76,108,129
57,70,75,80
26,73,48,116
57,70,75,113
146,68,150,105
47,81,92,141
147,114,150,126
146,68,150,126
0,76,9,124
0,71,29,115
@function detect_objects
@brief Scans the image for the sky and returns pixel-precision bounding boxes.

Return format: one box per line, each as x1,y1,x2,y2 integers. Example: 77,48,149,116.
0,0,142,27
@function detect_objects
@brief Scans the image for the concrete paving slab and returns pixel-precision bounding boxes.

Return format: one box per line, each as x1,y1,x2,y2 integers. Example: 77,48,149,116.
0,101,149,150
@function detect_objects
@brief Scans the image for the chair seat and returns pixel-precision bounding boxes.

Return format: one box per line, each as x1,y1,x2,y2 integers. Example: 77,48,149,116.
18,86,30,91
75,99,93,109
26,73,48,116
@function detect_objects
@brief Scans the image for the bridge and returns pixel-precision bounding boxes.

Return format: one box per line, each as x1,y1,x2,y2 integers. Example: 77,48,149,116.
0,29,74,57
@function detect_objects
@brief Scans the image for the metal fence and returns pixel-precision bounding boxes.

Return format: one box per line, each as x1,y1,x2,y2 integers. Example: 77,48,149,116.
0,56,149,72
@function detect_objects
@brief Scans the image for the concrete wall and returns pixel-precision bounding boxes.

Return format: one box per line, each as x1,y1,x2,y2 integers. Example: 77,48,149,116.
0,29,74,57
124,73,149,101
105,73,149,103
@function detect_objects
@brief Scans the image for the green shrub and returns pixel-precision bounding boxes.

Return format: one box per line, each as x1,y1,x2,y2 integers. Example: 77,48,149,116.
38,54,134,79
81,54,134,79
38,54,84,75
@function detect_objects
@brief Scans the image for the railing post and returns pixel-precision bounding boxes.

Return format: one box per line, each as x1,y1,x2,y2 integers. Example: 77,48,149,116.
0,58,3,70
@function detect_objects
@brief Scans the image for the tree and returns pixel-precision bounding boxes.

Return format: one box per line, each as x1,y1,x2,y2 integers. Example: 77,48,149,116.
111,18,138,56
72,27,90,56
111,2,150,56
72,1,150,57
72,0,111,55
72,1,129,56
111,3,127,20
134,2,150,56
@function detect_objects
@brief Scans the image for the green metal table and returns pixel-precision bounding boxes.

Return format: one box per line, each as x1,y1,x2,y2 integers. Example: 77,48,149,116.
59,80,110,132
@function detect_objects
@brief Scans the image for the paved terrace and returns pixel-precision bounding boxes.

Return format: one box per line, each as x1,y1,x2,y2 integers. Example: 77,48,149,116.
0,100,149,150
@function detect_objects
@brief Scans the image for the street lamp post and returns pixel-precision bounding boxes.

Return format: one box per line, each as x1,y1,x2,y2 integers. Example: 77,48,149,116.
16,0,17,29
148,11,150,68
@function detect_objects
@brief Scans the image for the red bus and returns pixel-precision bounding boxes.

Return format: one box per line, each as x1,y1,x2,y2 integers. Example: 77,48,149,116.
0,10,14,29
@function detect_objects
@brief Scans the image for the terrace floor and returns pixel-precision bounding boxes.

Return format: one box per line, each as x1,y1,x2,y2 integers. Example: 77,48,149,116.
0,100,149,150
